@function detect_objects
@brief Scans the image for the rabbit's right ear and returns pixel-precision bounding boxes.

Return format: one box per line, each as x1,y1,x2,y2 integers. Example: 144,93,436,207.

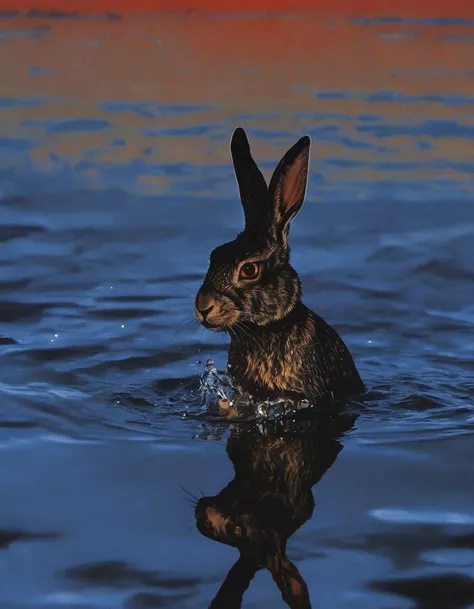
231,128,270,230
268,135,311,236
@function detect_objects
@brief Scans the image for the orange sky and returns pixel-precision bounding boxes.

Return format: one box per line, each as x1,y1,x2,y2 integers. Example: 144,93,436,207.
1,8,474,196
2,12,473,177
1,0,474,16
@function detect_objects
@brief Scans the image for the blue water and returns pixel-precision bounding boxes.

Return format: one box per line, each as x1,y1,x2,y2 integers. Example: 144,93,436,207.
1,9,474,609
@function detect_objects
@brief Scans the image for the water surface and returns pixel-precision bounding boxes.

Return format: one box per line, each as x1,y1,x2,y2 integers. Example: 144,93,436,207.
1,10,474,609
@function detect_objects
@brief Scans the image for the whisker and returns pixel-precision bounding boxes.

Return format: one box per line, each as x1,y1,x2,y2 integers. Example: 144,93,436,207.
239,323,255,344
179,315,195,325
180,485,200,503
172,282,196,296
233,322,250,342
228,326,238,343
239,321,263,343
235,321,264,350
199,238,212,253
242,323,265,350
172,318,197,342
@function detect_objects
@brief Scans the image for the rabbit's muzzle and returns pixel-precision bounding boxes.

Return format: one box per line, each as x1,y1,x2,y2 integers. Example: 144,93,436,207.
195,290,219,327
194,287,239,331
195,291,215,320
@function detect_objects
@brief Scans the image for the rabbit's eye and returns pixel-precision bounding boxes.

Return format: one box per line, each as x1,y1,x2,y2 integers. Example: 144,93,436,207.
239,262,260,281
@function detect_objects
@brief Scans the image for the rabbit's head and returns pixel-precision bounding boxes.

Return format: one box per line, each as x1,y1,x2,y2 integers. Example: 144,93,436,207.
195,128,311,332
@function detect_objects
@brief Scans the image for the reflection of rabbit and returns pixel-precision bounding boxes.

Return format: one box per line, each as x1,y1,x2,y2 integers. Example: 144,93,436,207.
195,128,364,404
195,415,355,608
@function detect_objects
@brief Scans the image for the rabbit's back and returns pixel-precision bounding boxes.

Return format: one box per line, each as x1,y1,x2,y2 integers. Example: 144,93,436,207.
304,307,365,398
228,302,364,402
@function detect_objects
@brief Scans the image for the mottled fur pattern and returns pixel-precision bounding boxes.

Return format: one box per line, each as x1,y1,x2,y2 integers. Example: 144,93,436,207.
194,416,355,608
195,127,365,403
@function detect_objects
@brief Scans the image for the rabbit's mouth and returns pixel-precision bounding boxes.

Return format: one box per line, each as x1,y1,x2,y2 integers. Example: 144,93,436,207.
194,306,229,331
200,318,227,332
194,293,240,331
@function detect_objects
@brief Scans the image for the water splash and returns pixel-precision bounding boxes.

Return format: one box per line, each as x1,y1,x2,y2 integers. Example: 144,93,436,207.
196,359,316,422
198,359,234,410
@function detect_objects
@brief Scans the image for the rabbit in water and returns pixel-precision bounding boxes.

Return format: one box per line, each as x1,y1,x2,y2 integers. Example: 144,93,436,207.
195,128,365,405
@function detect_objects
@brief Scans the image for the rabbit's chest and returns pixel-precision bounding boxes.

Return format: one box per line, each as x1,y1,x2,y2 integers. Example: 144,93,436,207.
229,341,305,394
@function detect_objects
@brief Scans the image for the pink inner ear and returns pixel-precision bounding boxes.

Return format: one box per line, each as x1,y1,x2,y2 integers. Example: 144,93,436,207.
280,150,309,216
290,578,302,597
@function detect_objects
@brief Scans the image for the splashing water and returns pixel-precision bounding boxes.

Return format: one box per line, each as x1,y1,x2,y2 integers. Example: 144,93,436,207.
199,359,235,410
196,359,317,422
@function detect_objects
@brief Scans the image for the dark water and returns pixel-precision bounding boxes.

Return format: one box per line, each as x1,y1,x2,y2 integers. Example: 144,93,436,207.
1,10,474,609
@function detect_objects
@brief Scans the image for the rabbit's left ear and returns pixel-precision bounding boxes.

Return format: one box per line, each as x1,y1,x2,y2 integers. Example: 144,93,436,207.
268,553,311,609
231,127,269,230
268,136,311,234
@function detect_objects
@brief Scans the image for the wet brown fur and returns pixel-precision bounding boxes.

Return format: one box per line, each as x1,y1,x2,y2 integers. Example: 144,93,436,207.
195,128,365,404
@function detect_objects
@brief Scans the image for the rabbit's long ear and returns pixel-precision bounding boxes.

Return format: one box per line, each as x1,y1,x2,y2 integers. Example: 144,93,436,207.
231,127,269,230
268,553,311,609
209,554,260,609
268,136,311,236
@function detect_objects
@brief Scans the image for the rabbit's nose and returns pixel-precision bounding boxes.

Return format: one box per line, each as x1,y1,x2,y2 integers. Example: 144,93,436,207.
196,292,215,319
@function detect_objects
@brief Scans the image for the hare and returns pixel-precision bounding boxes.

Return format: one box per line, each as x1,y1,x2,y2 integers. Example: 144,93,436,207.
194,414,356,608
195,128,364,404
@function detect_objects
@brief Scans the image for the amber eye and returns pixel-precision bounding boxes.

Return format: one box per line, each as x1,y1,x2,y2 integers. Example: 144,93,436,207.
239,262,260,281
